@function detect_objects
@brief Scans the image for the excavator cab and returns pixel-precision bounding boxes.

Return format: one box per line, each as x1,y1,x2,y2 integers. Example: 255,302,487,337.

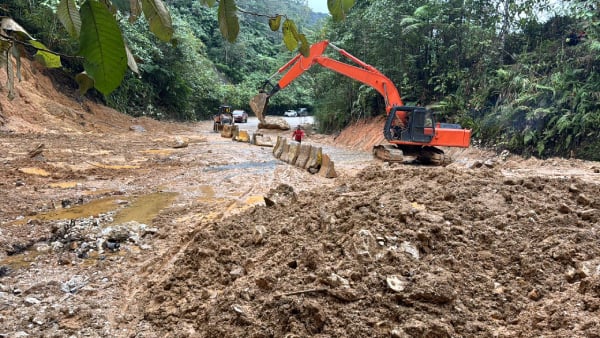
385,106,435,143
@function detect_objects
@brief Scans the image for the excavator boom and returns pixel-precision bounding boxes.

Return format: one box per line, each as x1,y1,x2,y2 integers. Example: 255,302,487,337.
250,40,471,164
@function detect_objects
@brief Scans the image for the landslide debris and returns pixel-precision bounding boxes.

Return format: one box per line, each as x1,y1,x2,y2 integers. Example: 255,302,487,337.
140,164,600,337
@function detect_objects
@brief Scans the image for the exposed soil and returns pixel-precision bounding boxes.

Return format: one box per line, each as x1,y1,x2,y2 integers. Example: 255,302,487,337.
1,59,600,337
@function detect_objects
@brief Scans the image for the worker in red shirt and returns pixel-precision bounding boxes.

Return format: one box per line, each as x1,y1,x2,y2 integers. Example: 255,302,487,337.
292,126,305,144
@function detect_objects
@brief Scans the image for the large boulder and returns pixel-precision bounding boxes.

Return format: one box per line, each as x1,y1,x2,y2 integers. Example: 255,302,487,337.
258,116,290,130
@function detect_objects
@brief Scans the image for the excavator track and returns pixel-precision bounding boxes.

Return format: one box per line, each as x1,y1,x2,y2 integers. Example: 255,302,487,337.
373,144,451,166
372,145,404,162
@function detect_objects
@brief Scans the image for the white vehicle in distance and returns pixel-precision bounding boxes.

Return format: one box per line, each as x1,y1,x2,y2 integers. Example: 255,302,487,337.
283,110,298,117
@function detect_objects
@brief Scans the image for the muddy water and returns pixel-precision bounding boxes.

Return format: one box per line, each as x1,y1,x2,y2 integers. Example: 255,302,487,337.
110,192,178,226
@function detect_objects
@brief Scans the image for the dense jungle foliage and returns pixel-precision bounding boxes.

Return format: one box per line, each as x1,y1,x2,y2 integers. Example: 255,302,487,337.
2,0,599,160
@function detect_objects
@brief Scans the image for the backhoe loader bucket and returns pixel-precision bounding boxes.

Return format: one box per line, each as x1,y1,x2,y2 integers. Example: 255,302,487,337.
250,92,269,123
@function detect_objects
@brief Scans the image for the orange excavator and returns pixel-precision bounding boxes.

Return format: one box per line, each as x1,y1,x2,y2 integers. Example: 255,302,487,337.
250,40,471,164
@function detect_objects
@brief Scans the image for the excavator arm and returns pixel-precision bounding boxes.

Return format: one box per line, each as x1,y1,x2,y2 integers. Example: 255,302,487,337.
271,41,403,110
252,40,407,124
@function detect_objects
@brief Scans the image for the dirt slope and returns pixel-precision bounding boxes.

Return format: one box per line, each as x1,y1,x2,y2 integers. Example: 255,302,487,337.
1,58,600,337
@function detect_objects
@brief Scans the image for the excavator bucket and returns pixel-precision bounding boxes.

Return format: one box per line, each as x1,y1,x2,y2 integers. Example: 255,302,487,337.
250,92,269,123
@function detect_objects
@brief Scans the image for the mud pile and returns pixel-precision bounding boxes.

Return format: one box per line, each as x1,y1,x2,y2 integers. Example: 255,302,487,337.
141,164,600,337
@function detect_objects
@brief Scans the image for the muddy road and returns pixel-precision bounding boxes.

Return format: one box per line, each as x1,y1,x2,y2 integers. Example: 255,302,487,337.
0,116,374,336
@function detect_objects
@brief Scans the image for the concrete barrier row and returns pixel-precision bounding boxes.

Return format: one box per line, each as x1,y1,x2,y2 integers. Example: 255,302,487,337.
219,126,337,178
272,136,337,178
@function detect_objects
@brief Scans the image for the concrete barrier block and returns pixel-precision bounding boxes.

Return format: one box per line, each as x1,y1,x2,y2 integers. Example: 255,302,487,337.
221,124,238,138
287,143,301,164
234,130,250,142
305,146,322,171
273,136,286,158
318,154,338,178
280,142,291,163
294,144,311,168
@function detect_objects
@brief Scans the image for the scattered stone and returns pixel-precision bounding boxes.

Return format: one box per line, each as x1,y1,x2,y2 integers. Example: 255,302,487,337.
528,289,542,301
558,204,571,214
264,184,297,207
170,137,188,148
253,226,267,244
576,194,592,206
467,160,483,169
387,275,409,293
129,125,146,132
24,297,41,305
61,275,89,294
483,159,495,168
401,242,420,260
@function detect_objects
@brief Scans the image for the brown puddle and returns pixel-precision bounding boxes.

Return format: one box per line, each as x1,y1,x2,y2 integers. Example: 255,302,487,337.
110,192,178,226
1,192,178,270
12,196,122,225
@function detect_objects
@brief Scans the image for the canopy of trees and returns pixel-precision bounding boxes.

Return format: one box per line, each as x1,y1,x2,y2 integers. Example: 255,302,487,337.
1,0,599,160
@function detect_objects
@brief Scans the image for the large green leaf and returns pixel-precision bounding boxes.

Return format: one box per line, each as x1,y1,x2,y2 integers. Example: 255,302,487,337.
298,33,309,57
30,40,62,68
75,71,95,95
57,0,81,38
269,15,282,31
327,0,355,22
282,19,298,51
218,0,239,43
79,0,127,95
142,0,174,42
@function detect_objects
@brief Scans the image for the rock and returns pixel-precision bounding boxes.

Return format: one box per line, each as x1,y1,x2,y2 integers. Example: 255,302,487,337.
579,209,598,221
467,160,483,169
483,159,495,168
24,297,41,305
253,226,267,244
401,242,420,260
528,289,542,301
170,137,188,148
229,266,244,278
558,204,571,214
325,273,349,288
264,184,297,207
129,125,146,132
61,275,89,294
258,116,290,130
576,194,592,206
387,275,409,293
